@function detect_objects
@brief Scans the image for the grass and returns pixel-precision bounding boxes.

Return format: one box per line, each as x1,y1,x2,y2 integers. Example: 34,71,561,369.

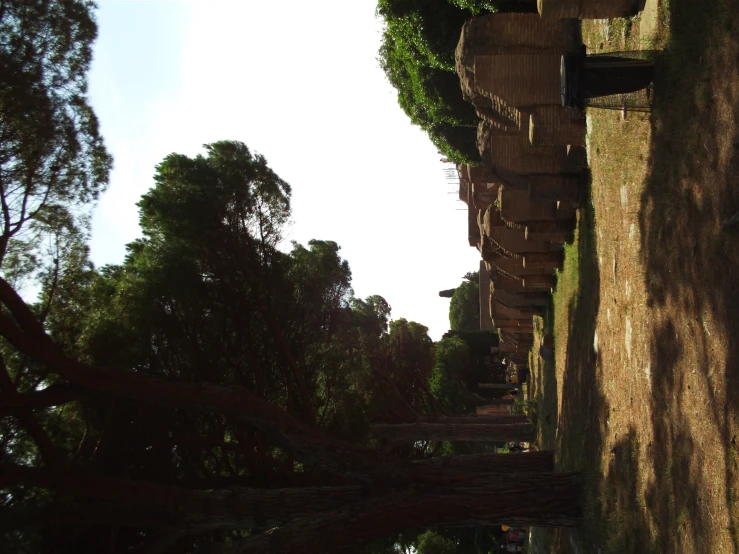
530,1,739,552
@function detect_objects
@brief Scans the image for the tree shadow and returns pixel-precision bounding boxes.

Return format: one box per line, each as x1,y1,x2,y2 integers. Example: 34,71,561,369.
639,0,739,551
547,177,611,553
536,299,559,452
588,427,656,553
555,173,601,475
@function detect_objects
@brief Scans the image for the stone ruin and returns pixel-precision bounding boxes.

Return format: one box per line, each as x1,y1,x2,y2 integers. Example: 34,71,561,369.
454,4,644,361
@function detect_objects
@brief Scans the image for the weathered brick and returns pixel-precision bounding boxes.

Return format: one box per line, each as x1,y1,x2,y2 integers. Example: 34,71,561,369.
538,0,639,19
478,260,496,331
529,106,586,147
474,54,562,107
499,187,560,222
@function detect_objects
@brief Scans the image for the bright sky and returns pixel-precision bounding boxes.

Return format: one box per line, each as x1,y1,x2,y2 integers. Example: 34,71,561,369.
87,0,481,341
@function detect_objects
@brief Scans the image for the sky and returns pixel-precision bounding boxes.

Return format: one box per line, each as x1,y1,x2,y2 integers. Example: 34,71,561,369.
87,0,481,341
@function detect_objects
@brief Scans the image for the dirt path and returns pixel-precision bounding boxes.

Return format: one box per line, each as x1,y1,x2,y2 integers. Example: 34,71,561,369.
530,2,739,552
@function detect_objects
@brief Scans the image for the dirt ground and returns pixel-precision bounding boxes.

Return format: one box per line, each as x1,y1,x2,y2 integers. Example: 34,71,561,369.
529,1,739,552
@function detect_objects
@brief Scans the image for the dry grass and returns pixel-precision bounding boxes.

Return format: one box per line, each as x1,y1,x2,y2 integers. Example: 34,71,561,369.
531,1,739,552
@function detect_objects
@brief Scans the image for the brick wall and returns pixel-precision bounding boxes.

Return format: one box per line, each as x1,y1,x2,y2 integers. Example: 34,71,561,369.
487,131,572,174
527,174,582,202
456,13,576,74
491,298,532,321
493,289,550,308
499,187,559,222
468,204,480,247
489,254,554,277
488,225,555,254
538,0,639,19
472,181,499,209
474,54,562,107
466,164,498,184
529,106,586,147
478,260,496,331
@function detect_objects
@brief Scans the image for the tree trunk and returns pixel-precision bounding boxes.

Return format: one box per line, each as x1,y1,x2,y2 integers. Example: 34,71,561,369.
0,384,82,412
476,401,515,414
480,398,515,405
1,464,366,531
372,422,534,443
213,472,581,553
418,414,528,425
414,450,554,474
478,383,519,389
0,301,410,484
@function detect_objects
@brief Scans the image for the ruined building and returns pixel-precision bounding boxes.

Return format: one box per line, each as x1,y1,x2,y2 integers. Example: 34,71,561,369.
454,4,645,361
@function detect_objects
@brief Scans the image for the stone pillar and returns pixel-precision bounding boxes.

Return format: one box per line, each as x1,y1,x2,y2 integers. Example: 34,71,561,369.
528,174,581,202
488,132,575,175
525,220,575,243
499,187,560,222
522,274,557,290
489,254,553,276
474,54,562,106
529,106,586,147
523,251,566,270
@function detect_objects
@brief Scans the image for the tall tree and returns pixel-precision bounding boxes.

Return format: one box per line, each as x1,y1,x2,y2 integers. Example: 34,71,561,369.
0,0,112,265
0,138,578,553
449,272,480,331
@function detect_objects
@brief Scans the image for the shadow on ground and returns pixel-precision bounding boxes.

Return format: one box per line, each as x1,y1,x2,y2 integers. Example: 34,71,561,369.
638,0,739,552
535,4,739,551
555,178,602,475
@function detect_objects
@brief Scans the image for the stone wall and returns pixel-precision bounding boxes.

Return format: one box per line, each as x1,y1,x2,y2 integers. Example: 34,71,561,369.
538,0,639,19
460,7,642,360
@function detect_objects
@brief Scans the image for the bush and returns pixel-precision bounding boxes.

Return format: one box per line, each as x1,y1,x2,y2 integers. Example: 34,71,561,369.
377,0,481,163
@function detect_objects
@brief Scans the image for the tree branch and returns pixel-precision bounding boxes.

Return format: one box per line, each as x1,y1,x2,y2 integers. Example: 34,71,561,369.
0,352,63,469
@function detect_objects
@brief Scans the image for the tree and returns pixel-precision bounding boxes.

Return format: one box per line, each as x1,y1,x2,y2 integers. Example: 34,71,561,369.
0,135,579,552
449,281,479,331
429,336,475,413
447,271,480,331
0,0,112,265
449,0,538,14
375,1,537,163
0,260,579,553
372,421,534,442
377,9,480,163
416,530,456,554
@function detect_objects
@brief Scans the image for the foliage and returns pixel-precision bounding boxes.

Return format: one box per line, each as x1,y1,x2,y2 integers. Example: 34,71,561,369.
429,336,474,413
376,0,471,71
463,270,479,283
376,0,480,163
0,143,581,554
449,0,538,14
416,530,456,554
1,137,458,551
448,0,500,13
0,0,112,270
376,1,537,163
449,279,479,331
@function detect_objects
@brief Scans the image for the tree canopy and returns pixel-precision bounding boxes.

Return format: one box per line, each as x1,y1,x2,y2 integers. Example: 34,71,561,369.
0,0,112,274
377,0,479,163
0,140,580,553
375,0,536,163
449,271,480,331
